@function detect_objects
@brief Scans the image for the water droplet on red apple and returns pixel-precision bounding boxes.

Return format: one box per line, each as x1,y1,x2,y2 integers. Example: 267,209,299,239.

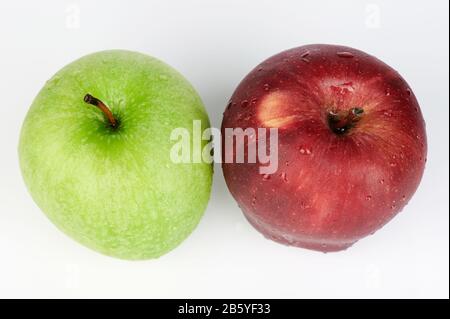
389,162,397,167
299,147,312,155
366,195,372,201
262,174,271,180
301,51,310,58
281,172,288,182
379,179,385,184
251,98,258,105
257,67,263,72
390,200,397,209
241,100,249,108
336,51,354,58
263,84,270,91
385,88,391,96
383,111,393,117
406,88,412,96
300,202,309,209
301,57,310,63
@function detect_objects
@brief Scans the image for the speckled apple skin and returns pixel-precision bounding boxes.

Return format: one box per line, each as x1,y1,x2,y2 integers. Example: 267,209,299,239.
222,44,427,252
19,50,212,260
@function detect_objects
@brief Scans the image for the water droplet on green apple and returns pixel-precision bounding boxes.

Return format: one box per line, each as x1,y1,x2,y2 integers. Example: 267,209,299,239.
46,75,61,88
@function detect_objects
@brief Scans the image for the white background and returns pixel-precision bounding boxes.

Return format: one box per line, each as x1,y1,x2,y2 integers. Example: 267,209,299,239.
0,0,448,299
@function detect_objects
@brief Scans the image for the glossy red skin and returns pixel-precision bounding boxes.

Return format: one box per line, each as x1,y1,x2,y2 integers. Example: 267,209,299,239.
222,44,427,252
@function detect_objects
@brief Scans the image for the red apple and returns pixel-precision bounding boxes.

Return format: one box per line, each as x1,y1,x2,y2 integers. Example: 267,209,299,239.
221,44,427,252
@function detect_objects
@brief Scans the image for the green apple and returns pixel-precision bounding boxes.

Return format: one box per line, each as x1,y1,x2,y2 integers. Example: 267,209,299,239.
19,50,213,260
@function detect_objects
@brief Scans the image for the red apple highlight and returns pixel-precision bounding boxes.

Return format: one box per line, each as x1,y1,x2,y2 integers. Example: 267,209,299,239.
222,44,427,252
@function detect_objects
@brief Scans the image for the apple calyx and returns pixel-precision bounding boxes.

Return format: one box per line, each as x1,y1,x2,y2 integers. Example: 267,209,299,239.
84,94,118,129
327,107,364,135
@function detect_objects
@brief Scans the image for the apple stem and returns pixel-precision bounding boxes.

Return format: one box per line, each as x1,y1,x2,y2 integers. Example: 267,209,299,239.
328,107,364,135
84,94,117,128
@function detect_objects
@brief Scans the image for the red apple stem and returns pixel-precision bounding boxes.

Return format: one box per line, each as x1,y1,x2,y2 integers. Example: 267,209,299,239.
84,94,117,128
328,107,364,135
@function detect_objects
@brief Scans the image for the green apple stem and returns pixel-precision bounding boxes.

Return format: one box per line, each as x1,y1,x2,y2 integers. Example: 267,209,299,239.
84,94,117,128
328,107,364,135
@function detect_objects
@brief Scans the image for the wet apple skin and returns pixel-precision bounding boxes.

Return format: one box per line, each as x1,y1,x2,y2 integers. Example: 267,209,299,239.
222,44,427,252
19,50,213,260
